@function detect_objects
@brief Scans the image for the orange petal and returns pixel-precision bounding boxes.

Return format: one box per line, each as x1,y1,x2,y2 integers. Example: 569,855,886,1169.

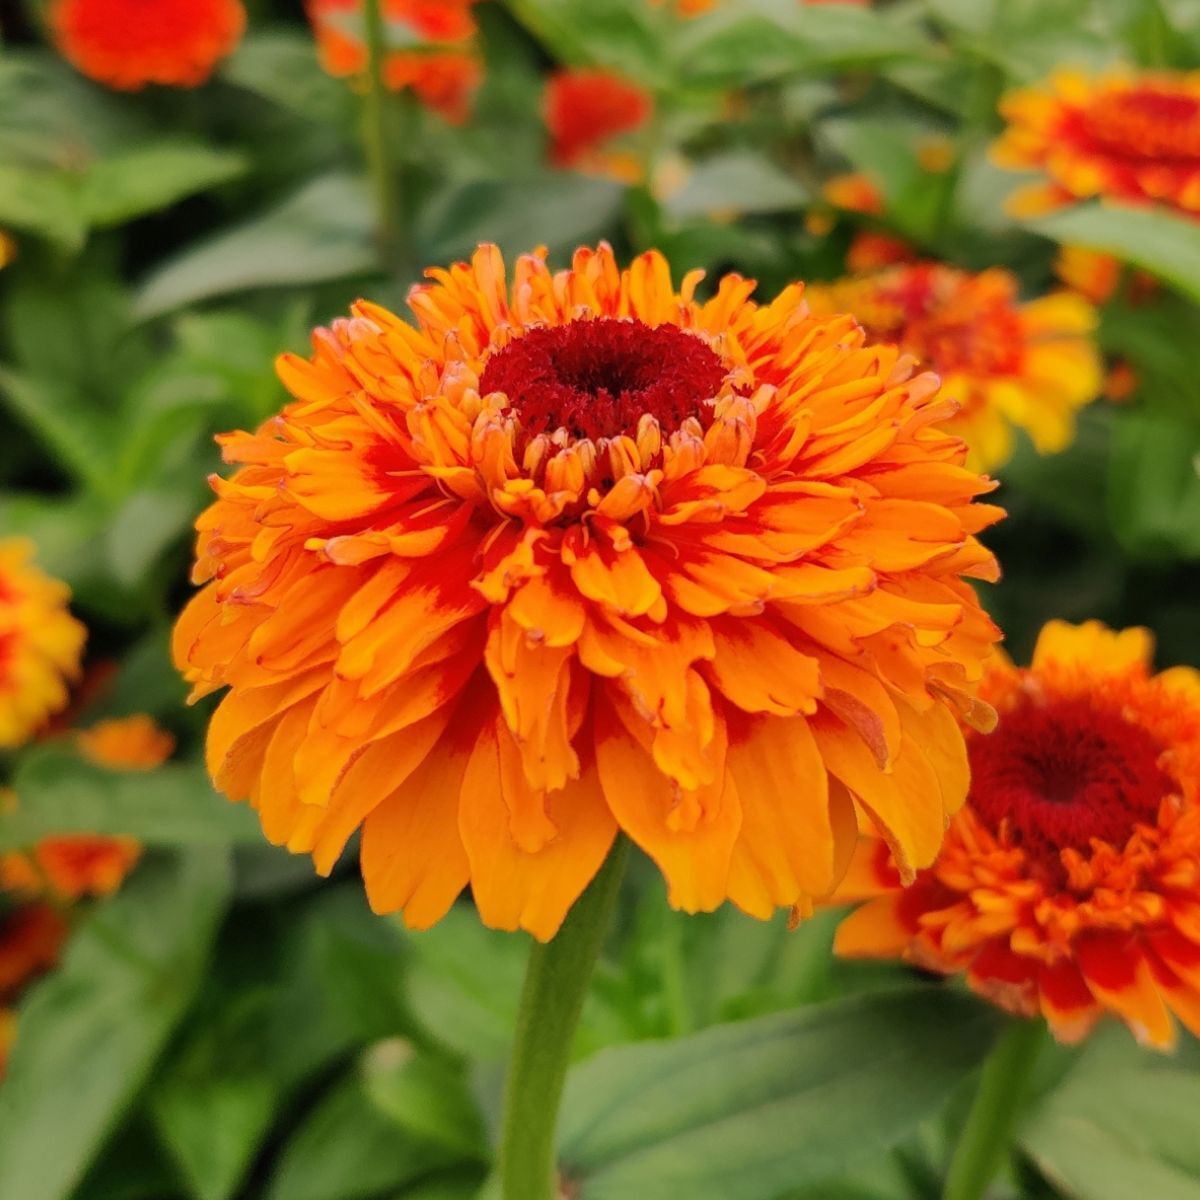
1076,934,1176,1050
833,895,912,958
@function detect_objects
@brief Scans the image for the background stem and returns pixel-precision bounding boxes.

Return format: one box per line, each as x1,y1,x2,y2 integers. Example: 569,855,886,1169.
499,838,631,1200
943,1018,1046,1200
361,0,406,274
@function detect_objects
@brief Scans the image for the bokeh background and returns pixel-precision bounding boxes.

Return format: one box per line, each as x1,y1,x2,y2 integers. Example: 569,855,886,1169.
0,1,1199,1199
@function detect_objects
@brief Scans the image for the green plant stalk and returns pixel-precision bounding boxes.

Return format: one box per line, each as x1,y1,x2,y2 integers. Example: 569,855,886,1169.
499,837,631,1200
943,1017,1046,1200
361,0,406,273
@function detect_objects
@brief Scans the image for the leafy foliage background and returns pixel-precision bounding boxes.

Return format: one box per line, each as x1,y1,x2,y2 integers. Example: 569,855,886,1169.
1,1,1199,1198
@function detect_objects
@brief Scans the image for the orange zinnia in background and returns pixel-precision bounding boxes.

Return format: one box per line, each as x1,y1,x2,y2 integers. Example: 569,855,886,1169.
308,0,481,123
544,69,652,180
835,621,1200,1050
175,241,1003,941
805,262,1101,471
51,0,245,89
994,69,1200,217
0,540,86,750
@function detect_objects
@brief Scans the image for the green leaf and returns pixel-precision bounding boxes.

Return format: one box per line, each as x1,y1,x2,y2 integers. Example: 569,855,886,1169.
81,143,247,229
0,852,233,1200
362,1041,488,1158
2,743,262,851
0,163,85,250
416,175,626,265
557,989,999,1200
505,0,666,82
133,173,378,319
151,991,280,1200
1108,409,1200,560
220,29,353,122
266,1068,461,1200
662,151,809,220
1027,203,1200,304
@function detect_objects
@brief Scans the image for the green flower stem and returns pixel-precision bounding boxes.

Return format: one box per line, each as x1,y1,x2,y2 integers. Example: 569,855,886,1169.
361,0,406,274
499,837,631,1200
943,1017,1046,1200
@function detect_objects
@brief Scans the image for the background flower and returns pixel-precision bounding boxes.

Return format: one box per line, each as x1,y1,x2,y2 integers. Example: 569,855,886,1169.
835,621,1200,1049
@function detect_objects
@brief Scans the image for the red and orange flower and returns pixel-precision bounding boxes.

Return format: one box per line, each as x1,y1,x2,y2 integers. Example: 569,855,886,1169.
308,0,481,123
0,540,86,750
50,0,246,90
0,904,66,1078
544,70,652,181
174,242,1003,941
835,621,1200,1049
805,262,1101,471
994,69,1200,217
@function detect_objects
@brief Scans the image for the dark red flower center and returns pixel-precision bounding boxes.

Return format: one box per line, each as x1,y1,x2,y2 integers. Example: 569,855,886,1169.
1082,87,1200,160
479,317,729,441
969,696,1174,860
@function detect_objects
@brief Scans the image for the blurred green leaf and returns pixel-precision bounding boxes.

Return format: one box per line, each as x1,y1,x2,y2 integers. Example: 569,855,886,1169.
417,175,626,264
221,29,353,122
81,143,247,229
506,0,666,82
266,1068,461,1200
662,151,809,220
1028,203,1200,304
363,1041,488,1158
133,174,378,319
557,989,999,1200
0,163,86,250
151,991,278,1200
0,852,233,1200
1108,408,1200,560
2,743,262,851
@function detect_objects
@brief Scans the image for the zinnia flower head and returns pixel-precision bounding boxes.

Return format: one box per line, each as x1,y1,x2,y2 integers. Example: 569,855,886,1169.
51,0,246,90
77,714,176,771
308,0,481,123
544,70,652,181
174,242,1003,941
994,69,1200,217
835,621,1200,1050
0,539,86,750
805,262,1102,471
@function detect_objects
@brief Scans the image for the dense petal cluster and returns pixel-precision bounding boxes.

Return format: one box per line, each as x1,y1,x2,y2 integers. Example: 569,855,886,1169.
0,540,86,749
544,70,652,180
175,242,1003,941
835,621,1200,1049
51,0,245,89
994,69,1200,217
805,262,1101,471
309,0,481,122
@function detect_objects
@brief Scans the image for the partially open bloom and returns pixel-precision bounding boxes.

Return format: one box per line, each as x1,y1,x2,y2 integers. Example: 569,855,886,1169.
309,0,481,122
175,242,1002,941
544,70,652,181
0,540,86,750
51,0,245,89
805,263,1101,471
835,621,1200,1049
994,70,1200,217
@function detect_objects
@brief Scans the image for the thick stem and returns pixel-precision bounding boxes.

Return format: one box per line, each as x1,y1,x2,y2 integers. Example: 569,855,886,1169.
943,1018,1046,1200
499,838,631,1200
361,0,406,273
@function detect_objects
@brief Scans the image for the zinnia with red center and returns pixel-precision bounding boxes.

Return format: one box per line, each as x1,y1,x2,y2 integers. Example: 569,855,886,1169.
308,0,481,123
0,540,86,750
51,0,246,90
174,241,1003,945
805,262,1101,471
835,620,1200,1051
544,69,652,181
993,69,1200,217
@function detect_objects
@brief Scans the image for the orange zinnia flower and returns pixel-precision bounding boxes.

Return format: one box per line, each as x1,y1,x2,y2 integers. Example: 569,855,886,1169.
822,172,884,215
805,262,1101,471
1,836,141,901
0,540,86,750
308,0,481,123
174,242,1003,941
544,70,652,181
77,714,176,771
51,0,245,90
835,621,1200,1049
994,70,1200,217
